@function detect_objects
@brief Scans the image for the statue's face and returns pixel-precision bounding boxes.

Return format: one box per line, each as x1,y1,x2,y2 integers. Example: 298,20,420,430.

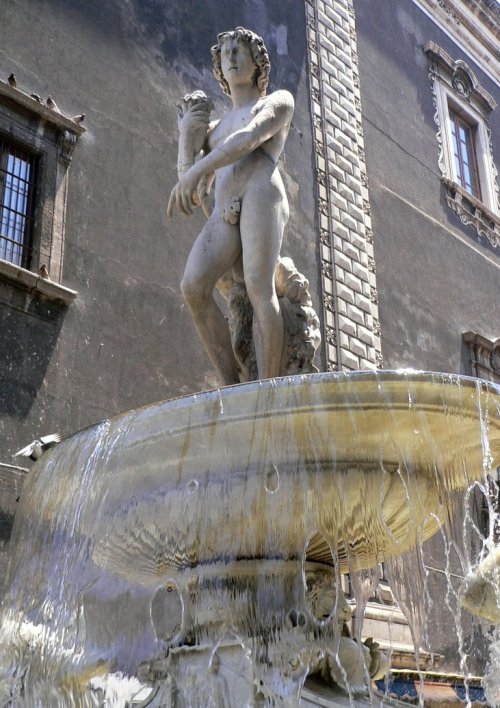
220,37,256,90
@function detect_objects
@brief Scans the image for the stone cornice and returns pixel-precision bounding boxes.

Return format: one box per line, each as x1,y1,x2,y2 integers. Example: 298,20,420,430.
413,0,500,83
0,79,86,135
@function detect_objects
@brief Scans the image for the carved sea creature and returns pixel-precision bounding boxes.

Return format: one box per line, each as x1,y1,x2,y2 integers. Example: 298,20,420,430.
305,566,389,693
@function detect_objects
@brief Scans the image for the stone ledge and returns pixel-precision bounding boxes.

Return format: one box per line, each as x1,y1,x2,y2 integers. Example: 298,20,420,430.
0,79,86,135
0,259,77,305
442,178,500,248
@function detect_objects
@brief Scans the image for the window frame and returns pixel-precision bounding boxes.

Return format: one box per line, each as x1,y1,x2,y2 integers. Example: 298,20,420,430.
448,105,481,200
426,42,500,248
433,79,497,214
0,78,84,301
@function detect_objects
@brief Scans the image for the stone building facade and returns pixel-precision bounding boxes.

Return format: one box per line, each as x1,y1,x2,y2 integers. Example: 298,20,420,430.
0,0,498,702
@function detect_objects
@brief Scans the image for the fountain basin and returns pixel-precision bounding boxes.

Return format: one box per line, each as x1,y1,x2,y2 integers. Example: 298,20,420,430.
2,371,500,689
13,372,500,577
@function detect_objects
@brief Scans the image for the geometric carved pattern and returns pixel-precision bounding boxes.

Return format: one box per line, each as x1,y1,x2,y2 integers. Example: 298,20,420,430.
305,0,382,371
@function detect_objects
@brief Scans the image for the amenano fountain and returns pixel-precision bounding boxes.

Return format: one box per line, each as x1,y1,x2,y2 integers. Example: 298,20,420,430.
1,370,500,705
2,25,499,708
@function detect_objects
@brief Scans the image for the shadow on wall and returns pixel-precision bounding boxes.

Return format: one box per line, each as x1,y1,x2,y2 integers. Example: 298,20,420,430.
0,285,65,418
54,0,307,96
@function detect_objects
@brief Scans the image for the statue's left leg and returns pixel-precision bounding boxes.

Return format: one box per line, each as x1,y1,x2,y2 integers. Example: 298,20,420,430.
239,189,287,379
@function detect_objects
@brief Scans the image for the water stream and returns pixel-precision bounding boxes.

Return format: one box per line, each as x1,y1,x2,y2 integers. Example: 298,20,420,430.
0,371,499,706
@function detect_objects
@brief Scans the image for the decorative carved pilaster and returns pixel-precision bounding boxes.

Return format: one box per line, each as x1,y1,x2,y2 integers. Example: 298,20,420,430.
305,0,382,372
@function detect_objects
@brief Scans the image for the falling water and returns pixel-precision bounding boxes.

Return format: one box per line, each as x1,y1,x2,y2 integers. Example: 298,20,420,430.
0,371,499,706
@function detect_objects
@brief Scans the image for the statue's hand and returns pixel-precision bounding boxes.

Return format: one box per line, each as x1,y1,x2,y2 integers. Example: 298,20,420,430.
177,92,213,154
167,165,204,218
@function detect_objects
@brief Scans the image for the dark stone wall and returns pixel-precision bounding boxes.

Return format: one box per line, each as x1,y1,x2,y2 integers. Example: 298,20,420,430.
354,0,499,375
0,0,319,460
354,0,499,673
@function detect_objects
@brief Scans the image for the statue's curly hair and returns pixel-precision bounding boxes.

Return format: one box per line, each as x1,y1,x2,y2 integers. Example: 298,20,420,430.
211,27,271,97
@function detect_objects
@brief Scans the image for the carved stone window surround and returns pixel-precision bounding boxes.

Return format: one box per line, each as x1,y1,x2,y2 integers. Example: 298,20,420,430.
463,331,500,383
0,78,84,296
426,42,499,243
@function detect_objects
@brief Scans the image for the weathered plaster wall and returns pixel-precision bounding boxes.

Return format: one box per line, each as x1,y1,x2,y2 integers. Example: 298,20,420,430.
354,0,499,374
0,0,319,463
354,0,499,673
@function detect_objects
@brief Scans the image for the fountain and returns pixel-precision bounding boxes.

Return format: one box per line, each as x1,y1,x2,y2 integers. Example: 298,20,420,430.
1,370,499,705
1,23,499,707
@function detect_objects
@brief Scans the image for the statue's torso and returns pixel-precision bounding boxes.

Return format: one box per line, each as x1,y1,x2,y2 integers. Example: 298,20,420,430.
207,92,290,204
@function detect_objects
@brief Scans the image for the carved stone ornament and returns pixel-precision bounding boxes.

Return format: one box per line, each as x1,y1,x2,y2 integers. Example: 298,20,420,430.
437,0,460,24
490,346,500,374
216,256,321,382
425,43,497,114
451,67,472,99
305,567,389,693
463,331,500,382
58,130,78,164
426,42,500,243
443,179,500,248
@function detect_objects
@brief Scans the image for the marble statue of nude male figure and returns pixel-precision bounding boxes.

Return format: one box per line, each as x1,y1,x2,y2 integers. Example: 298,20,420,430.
167,27,294,385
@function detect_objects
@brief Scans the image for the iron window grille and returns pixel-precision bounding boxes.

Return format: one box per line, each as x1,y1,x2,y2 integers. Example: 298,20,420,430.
0,135,37,269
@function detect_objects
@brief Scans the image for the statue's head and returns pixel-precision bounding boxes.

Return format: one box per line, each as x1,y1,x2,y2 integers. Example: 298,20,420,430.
211,27,270,97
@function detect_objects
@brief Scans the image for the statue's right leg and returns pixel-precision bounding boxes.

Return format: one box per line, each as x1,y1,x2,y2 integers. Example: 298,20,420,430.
180,218,241,385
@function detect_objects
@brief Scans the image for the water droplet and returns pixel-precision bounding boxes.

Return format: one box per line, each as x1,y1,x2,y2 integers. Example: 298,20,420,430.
264,464,279,493
187,479,199,494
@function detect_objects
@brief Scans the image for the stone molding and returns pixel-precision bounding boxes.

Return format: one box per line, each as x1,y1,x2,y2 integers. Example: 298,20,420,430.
463,331,500,382
0,80,86,138
0,79,85,284
442,178,500,247
0,257,77,306
412,0,500,83
426,41,500,239
305,0,382,372
425,41,496,112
